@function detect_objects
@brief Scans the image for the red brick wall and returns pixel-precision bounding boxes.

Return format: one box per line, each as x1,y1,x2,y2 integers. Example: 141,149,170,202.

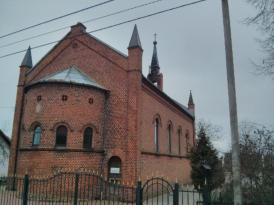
9,26,140,183
9,23,194,185
139,83,194,184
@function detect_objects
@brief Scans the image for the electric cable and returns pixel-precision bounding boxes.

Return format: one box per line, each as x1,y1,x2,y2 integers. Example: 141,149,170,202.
0,0,164,49
0,0,207,59
0,0,114,39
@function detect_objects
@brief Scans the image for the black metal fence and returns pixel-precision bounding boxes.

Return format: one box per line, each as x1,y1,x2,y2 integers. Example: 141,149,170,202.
0,172,136,205
0,172,214,205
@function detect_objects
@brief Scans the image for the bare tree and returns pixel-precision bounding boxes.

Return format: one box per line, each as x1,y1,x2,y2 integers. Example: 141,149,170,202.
222,122,274,204
196,119,223,142
245,0,274,77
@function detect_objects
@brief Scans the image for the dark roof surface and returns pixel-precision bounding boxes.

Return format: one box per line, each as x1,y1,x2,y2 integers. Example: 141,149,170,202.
0,129,11,146
142,76,194,119
20,46,32,68
128,25,142,50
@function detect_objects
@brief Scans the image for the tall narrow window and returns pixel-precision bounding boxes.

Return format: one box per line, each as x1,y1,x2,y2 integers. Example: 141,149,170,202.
154,119,159,152
83,127,92,149
56,126,67,147
33,126,42,146
186,132,189,152
178,129,181,155
168,124,171,154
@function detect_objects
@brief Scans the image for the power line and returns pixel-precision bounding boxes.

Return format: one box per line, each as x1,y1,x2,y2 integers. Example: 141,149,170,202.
0,0,114,39
0,0,164,49
0,0,207,59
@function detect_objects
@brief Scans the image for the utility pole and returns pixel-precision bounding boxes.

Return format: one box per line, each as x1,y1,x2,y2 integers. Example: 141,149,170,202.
221,0,242,205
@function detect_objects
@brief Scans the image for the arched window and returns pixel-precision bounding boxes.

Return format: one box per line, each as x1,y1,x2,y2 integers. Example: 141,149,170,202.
33,126,42,146
186,131,189,152
56,126,67,147
83,127,92,149
108,156,122,184
178,129,181,155
168,124,171,154
154,119,159,152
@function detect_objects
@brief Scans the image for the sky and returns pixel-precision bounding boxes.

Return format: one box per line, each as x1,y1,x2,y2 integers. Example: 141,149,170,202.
0,0,273,152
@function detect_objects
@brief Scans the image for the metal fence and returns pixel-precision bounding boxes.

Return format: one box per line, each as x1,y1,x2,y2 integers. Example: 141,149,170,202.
0,172,210,205
0,172,135,205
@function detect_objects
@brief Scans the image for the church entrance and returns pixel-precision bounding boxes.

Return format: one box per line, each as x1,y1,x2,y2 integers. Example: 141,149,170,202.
108,156,122,184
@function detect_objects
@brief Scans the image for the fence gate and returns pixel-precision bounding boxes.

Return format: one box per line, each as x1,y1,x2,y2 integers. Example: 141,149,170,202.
137,177,205,205
142,177,174,205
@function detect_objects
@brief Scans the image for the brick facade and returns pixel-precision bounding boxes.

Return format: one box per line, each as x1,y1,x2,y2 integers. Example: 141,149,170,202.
8,23,195,185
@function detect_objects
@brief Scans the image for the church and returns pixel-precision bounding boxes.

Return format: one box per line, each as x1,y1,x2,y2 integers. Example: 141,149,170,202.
8,22,195,184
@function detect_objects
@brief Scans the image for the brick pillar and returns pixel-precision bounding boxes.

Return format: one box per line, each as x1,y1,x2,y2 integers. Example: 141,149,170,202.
127,46,143,184
8,65,29,176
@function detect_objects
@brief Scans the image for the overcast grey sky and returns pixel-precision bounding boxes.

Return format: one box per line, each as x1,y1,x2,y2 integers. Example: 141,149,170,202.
0,0,273,152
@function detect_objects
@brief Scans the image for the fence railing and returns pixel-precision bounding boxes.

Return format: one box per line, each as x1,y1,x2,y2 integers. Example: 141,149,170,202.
0,172,209,205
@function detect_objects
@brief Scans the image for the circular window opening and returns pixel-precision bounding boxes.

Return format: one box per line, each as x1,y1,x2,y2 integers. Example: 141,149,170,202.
88,98,93,104
37,96,42,102
62,95,68,101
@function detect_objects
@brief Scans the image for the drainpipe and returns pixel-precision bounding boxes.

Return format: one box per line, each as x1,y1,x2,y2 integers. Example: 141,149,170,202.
100,91,110,198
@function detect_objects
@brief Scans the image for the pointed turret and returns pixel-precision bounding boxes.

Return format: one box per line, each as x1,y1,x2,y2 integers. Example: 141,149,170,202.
127,25,143,72
147,34,163,91
151,39,160,69
20,46,32,68
128,24,142,50
188,90,194,105
188,90,195,113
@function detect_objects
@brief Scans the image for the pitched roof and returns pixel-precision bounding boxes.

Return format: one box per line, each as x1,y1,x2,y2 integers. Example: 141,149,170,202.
27,23,128,76
128,24,142,50
27,66,108,91
142,76,194,119
20,46,33,68
0,129,11,146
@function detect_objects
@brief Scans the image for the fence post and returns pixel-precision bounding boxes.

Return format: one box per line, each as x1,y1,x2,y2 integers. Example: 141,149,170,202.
74,173,79,205
202,183,211,205
22,174,29,205
173,183,179,205
136,180,142,205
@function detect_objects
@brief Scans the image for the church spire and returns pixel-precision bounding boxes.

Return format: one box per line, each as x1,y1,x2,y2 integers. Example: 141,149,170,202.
20,46,32,68
151,34,160,69
188,90,194,105
128,24,142,50
147,34,163,91
188,90,195,113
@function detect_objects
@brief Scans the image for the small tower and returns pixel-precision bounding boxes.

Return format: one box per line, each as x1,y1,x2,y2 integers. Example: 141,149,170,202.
128,24,143,72
20,46,32,68
147,34,163,91
9,46,33,176
188,90,195,113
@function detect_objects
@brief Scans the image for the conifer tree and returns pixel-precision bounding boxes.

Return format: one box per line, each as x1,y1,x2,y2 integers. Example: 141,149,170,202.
189,127,224,191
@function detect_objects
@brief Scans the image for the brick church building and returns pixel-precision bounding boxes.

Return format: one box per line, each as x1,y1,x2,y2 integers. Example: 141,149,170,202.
8,23,195,184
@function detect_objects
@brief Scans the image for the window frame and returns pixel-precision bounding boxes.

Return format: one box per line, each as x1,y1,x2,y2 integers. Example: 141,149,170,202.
83,127,93,149
55,125,67,147
154,118,159,152
32,126,42,146
178,129,181,155
185,131,189,153
168,124,171,154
